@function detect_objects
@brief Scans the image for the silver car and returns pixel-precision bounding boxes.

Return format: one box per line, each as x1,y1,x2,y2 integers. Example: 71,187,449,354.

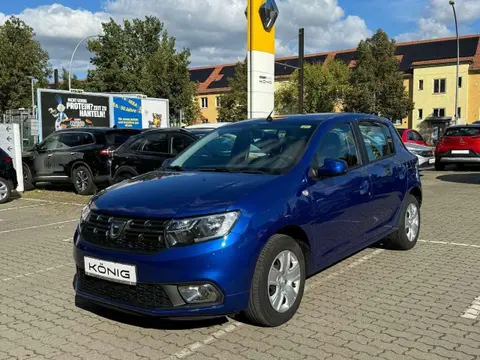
405,143,435,168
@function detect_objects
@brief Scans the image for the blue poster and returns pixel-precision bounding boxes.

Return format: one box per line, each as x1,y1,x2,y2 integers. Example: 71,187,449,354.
113,97,142,129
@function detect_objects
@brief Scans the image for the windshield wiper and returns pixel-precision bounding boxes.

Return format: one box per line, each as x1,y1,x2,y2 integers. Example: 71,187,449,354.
164,165,185,171
197,168,233,173
236,169,268,174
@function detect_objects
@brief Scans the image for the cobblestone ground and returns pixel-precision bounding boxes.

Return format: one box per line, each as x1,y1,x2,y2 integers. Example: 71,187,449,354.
1,169,480,360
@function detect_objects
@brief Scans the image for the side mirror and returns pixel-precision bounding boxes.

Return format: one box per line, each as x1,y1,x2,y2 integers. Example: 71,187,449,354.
313,158,348,178
162,158,173,168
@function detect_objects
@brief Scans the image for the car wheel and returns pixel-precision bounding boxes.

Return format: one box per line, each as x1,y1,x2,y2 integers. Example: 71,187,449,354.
23,164,35,191
243,234,306,327
0,177,12,204
387,194,420,250
434,161,445,171
72,166,96,195
113,172,133,184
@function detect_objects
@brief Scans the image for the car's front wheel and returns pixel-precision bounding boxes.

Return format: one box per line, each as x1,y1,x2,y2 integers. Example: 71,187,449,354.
244,234,306,327
0,177,12,204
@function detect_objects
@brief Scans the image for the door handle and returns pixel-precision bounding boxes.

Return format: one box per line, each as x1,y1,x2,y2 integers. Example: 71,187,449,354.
47,154,53,158
359,181,369,195
71,152,75,155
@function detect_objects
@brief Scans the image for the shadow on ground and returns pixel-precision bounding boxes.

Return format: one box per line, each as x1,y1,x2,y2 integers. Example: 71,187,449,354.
436,172,480,185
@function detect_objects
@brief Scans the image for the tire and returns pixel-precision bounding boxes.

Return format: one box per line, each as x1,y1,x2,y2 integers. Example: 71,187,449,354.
72,166,96,195
23,163,35,191
243,234,306,327
113,171,134,184
0,177,12,204
434,161,445,171
387,194,420,250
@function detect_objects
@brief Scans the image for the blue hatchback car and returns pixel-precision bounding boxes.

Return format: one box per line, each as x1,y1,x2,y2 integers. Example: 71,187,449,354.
73,113,422,327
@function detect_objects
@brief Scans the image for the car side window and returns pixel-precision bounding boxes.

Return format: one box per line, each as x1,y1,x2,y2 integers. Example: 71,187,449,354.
128,137,145,151
171,134,194,155
359,122,394,161
412,131,423,141
57,133,84,149
407,131,415,141
82,133,95,145
314,123,359,168
142,133,168,153
38,135,60,151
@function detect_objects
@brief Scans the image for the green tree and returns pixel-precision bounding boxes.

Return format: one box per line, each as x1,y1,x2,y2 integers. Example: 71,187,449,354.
217,60,247,121
87,16,197,123
275,60,351,115
344,29,414,120
57,68,84,90
0,16,50,113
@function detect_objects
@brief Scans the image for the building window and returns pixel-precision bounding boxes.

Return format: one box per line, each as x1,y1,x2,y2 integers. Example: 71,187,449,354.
201,97,208,109
418,109,423,120
458,107,462,118
433,79,446,94
216,96,221,108
458,77,463,88
419,80,424,91
433,108,446,117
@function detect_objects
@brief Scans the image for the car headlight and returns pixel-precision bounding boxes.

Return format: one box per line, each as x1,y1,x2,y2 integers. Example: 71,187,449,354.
409,149,421,156
79,202,94,227
166,211,240,247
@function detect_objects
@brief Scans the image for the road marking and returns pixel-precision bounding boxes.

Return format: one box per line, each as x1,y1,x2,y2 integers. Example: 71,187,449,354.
1,263,70,282
0,204,46,212
0,219,78,234
62,238,72,242
170,248,384,359
20,198,86,207
461,296,480,319
419,240,480,249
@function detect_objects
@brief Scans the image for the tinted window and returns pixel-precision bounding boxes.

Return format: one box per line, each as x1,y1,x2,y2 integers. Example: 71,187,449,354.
142,133,168,153
39,135,60,151
359,122,394,161
58,133,84,148
0,147,8,157
128,137,145,151
105,131,139,146
171,134,194,155
412,131,423,141
444,127,480,137
315,123,359,168
407,131,415,141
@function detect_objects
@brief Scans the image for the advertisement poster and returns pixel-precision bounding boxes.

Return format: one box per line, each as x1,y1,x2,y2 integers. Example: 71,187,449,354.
141,99,169,129
113,97,143,129
40,91,110,138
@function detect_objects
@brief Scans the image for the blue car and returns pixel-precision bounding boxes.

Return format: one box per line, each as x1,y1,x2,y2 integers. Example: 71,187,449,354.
73,113,421,327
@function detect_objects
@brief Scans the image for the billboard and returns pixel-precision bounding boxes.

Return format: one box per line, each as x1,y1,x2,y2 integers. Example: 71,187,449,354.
112,97,143,129
40,91,110,138
141,99,169,128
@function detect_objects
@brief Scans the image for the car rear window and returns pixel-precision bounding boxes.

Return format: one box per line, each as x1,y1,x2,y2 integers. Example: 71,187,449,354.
105,130,141,146
444,127,480,137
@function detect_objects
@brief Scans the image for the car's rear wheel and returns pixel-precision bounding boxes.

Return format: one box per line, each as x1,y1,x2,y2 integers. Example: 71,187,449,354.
0,177,12,204
434,161,445,171
72,166,96,195
243,234,306,327
387,194,420,250
113,171,133,184
23,163,35,191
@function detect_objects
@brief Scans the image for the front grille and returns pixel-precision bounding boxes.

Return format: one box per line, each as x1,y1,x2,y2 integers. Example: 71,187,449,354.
82,211,168,253
419,150,434,157
76,269,173,309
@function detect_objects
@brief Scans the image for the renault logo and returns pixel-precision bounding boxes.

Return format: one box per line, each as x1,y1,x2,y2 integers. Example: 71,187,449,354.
259,0,279,31
108,219,127,239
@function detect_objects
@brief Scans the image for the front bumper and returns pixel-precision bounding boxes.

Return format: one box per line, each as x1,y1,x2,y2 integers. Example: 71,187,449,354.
72,226,256,317
416,155,435,168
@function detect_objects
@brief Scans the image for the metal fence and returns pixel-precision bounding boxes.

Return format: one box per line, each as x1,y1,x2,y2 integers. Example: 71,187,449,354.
1,109,38,151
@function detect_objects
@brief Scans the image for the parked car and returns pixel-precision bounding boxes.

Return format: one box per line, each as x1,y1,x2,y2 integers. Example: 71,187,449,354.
405,143,435,168
110,128,198,184
397,128,429,146
23,128,141,195
435,125,480,170
184,122,230,138
73,113,422,327
0,147,18,204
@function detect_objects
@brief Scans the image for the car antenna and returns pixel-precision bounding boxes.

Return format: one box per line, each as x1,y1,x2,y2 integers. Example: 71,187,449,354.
266,109,274,122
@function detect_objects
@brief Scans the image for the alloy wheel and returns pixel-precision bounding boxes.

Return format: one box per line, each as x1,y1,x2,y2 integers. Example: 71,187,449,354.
0,181,8,201
76,171,89,192
405,203,419,242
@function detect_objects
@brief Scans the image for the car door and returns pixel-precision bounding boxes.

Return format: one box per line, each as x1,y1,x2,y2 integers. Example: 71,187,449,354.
33,134,60,178
170,132,195,157
136,132,170,173
358,121,406,239
306,122,373,266
52,132,92,177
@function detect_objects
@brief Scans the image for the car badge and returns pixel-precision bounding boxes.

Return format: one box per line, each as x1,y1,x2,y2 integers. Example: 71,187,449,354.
108,220,127,239
259,0,279,31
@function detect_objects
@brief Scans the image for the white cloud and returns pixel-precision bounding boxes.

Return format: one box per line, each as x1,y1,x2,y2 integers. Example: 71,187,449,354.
2,0,373,75
396,0,480,42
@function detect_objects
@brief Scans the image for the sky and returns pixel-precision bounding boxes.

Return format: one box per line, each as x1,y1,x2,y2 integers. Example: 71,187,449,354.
2,0,480,79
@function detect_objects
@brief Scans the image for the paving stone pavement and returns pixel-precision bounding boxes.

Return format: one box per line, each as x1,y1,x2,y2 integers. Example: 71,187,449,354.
0,169,479,360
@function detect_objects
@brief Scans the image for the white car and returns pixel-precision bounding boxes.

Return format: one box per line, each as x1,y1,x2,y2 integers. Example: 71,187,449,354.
184,122,231,138
405,143,435,168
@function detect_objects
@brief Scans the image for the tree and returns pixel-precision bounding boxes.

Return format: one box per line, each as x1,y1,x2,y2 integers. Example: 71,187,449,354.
0,16,50,113
344,29,414,120
275,60,351,115
217,60,247,121
57,68,84,91
87,16,197,123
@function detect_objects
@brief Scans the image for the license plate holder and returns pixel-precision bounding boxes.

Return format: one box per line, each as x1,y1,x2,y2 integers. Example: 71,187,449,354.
84,257,137,285
429,158,435,164
452,150,469,155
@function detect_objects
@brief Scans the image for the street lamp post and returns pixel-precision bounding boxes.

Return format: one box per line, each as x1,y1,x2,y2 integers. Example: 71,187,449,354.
69,35,99,91
450,0,459,123
27,76,36,118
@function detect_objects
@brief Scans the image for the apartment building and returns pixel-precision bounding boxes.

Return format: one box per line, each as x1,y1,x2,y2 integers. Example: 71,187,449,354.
191,34,480,139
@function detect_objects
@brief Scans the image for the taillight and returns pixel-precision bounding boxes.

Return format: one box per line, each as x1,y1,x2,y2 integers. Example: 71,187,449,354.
1,156,12,163
100,149,114,156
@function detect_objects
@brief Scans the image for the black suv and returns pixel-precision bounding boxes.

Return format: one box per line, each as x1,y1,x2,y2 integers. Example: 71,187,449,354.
0,147,18,204
111,128,197,183
23,128,141,195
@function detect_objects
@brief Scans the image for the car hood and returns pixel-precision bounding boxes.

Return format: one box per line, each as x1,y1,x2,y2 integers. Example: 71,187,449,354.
92,171,277,218
405,143,432,151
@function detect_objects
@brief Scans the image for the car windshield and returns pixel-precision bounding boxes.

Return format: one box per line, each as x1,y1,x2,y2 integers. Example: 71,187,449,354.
169,122,318,175
444,127,480,137
188,129,213,138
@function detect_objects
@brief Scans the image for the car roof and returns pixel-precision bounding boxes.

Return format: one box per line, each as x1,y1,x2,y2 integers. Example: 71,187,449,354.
185,122,230,129
138,127,194,135
446,124,480,129
55,127,141,133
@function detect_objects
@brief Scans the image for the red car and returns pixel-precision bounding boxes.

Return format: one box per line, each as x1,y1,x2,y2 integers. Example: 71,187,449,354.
397,128,429,146
434,125,480,170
